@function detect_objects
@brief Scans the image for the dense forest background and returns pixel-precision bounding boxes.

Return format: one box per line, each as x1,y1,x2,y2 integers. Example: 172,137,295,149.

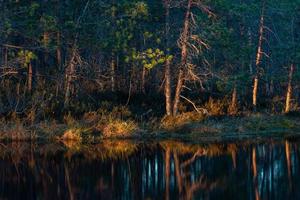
0,0,299,122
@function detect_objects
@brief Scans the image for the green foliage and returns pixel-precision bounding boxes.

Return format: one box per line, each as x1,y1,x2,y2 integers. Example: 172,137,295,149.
17,50,37,67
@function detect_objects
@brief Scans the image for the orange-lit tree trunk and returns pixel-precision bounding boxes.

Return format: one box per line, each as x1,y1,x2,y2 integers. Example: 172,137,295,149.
253,0,265,112
285,64,295,113
163,0,172,116
173,0,192,116
229,85,238,115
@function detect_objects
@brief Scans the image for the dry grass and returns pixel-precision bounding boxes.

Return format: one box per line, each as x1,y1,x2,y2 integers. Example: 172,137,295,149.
160,111,205,130
101,120,138,138
61,128,82,141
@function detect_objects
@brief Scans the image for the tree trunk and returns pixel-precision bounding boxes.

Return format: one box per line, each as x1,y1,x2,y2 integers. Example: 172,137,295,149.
111,53,116,92
252,1,265,111
173,0,192,116
285,64,294,113
141,66,146,94
64,49,76,107
28,62,33,92
56,32,62,70
164,0,172,116
229,85,238,115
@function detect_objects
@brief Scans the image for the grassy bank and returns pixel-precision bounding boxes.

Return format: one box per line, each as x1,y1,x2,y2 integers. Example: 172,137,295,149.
0,109,299,142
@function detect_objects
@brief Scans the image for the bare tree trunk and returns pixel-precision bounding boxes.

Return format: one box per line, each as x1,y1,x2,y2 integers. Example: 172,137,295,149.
229,85,238,115
253,0,265,112
285,64,295,113
56,32,62,70
43,31,49,65
28,62,33,92
141,66,146,94
164,0,172,116
64,49,76,107
173,0,192,116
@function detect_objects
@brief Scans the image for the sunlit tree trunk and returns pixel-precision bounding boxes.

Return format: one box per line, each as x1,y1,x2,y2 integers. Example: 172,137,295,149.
173,0,192,116
229,85,238,115
164,0,172,116
253,0,265,112
285,64,295,113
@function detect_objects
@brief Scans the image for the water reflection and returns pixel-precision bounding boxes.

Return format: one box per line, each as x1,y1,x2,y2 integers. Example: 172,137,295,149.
0,139,299,200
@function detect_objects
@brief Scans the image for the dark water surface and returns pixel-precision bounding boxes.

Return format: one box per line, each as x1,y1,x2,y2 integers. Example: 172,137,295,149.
0,139,299,200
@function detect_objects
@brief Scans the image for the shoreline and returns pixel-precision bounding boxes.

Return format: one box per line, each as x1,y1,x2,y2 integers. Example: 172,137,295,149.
0,113,299,143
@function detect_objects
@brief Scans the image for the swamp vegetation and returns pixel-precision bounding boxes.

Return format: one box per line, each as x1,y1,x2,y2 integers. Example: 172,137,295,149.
0,0,299,140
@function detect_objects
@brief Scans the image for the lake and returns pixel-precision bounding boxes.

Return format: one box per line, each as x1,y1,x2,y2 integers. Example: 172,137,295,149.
0,139,299,200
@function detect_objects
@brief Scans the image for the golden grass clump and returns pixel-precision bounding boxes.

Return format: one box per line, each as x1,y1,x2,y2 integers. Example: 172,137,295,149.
102,120,138,138
61,128,82,141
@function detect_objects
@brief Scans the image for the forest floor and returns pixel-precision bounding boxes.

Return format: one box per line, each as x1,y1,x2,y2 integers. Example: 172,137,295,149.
0,112,299,142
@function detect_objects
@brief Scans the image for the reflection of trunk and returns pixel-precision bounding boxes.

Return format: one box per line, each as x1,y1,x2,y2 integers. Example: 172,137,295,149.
64,164,74,200
285,140,292,188
164,0,172,116
252,147,260,200
173,0,192,116
28,62,33,92
231,150,237,169
165,148,170,200
285,64,295,113
253,1,265,111
173,152,183,194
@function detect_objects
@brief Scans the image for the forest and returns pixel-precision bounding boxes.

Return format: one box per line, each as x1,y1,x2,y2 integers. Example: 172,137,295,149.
0,0,299,140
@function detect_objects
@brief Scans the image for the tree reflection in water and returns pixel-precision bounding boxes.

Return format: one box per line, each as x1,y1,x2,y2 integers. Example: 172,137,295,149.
0,139,299,199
